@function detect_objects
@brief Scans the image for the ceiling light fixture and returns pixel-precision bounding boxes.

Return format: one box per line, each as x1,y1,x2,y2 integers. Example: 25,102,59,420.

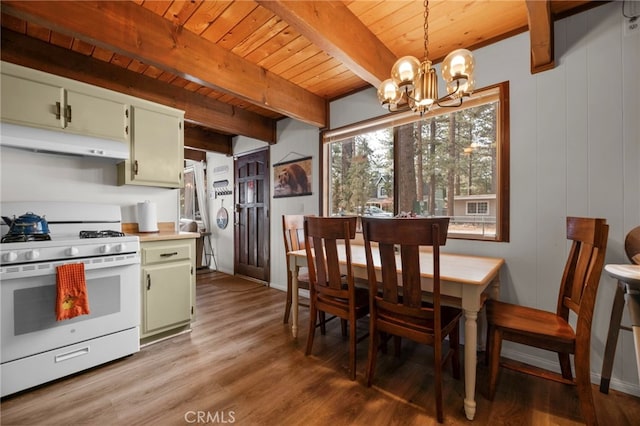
377,0,476,115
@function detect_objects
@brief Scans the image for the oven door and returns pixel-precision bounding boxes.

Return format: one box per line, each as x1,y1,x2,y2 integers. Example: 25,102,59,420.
1,253,140,364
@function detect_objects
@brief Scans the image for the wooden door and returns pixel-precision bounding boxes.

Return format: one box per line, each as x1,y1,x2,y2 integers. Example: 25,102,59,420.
234,148,270,282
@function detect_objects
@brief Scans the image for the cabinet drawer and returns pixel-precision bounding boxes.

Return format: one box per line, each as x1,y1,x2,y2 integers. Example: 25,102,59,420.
142,242,192,264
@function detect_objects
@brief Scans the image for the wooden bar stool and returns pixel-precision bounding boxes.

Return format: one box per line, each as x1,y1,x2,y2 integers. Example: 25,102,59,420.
599,225,640,394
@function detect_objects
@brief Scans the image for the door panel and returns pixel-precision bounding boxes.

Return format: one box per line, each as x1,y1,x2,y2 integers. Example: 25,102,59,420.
234,149,269,282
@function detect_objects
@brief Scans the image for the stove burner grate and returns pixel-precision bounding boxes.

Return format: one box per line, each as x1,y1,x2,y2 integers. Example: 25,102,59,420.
1,234,52,243
79,230,126,239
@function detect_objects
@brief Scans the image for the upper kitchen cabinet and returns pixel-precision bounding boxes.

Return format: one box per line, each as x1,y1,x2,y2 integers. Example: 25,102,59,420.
0,62,130,143
117,104,184,188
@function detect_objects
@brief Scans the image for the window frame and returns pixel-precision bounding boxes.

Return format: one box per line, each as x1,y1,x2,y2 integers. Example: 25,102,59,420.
322,81,510,242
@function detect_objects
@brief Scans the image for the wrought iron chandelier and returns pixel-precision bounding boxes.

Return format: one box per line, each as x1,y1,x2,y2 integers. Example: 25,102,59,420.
377,0,476,114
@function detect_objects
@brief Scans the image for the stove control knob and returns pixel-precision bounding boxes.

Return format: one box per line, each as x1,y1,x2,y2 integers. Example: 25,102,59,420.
114,243,126,253
3,251,18,262
66,247,79,256
100,244,111,254
26,250,40,260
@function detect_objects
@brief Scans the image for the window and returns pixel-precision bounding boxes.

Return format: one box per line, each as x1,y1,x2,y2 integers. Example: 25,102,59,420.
323,82,509,242
467,201,488,215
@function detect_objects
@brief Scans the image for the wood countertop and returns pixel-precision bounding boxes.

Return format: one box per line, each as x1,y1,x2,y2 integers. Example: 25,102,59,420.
122,222,200,242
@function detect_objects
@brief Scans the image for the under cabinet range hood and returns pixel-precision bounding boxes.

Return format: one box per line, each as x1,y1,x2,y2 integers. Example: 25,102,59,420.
0,123,129,160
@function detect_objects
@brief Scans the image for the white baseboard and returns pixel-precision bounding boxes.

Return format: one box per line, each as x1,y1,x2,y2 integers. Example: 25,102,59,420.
501,347,640,397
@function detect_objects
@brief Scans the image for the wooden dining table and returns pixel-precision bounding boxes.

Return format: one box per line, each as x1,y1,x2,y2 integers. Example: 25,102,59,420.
288,244,505,421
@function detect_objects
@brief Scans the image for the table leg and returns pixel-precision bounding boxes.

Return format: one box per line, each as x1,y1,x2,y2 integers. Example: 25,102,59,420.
291,265,299,338
463,309,478,421
625,288,640,386
600,281,626,393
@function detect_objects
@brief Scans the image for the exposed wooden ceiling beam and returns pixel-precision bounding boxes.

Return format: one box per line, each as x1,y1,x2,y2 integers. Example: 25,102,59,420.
0,28,276,144
256,0,396,88
526,0,554,74
0,0,327,128
184,126,232,156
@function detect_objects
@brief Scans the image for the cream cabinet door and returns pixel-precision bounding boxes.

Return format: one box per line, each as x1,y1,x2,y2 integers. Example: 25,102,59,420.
130,106,183,187
65,89,130,143
0,73,64,130
143,261,192,335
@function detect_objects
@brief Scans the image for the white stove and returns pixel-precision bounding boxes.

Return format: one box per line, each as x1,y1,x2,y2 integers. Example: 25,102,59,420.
1,201,139,267
1,201,141,397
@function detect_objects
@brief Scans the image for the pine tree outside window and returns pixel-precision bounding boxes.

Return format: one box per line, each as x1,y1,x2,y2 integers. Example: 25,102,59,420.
323,82,509,242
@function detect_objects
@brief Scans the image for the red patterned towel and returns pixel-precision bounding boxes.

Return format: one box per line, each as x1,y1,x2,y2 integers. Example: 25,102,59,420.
56,263,90,321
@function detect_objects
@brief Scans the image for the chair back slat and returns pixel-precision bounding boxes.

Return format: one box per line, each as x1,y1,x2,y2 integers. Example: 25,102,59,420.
362,217,450,330
282,215,306,254
304,216,357,297
557,217,609,324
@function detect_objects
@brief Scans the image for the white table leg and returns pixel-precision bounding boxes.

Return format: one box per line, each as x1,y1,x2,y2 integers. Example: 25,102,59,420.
291,264,299,338
625,288,640,384
463,309,478,421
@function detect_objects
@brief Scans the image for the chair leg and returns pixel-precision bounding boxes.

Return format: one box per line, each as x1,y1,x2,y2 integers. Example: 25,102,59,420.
366,327,379,386
558,353,573,381
341,318,347,337
434,338,444,423
305,304,317,356
393,336,402,357
488,328,503,400
450,323,461,380
319,311,327,335
575,344,599,426
283,273,292,324
485,322,493,367
349,317,357,380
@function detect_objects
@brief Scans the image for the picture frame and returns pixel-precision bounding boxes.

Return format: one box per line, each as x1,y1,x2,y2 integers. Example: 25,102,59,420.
273,156,312,198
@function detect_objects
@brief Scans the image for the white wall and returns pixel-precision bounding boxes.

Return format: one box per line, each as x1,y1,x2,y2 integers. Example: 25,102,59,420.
206,120,321,287
332,2,640,396
204,151,235,275
0,147,179,223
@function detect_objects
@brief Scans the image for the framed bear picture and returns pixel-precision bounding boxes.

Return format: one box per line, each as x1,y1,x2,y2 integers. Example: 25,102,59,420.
273,156,312,198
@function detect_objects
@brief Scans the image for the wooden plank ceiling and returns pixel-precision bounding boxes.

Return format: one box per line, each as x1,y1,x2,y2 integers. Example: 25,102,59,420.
0,0,601,154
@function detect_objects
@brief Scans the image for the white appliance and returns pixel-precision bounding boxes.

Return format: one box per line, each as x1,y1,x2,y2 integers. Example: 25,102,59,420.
0,202,140,397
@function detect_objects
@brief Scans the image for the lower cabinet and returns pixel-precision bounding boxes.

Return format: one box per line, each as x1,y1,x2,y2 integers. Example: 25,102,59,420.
140,238,196,343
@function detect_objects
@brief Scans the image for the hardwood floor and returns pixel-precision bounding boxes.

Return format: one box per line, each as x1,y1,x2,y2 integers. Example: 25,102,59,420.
2,272,639,425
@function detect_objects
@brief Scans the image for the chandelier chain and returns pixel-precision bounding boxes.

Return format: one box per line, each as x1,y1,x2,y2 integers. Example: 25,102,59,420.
423,0,429,62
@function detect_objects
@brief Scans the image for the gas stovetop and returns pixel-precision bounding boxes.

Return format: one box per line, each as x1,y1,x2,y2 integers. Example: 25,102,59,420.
1,234,52,243
1,202,139,266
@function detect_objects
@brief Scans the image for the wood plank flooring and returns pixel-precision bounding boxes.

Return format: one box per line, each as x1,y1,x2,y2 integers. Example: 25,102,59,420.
2,272,640,425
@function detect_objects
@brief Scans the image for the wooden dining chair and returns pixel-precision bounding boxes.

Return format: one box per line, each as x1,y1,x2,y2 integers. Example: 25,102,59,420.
486,217,609,426
282,214,311,324
361,216,461,423
303,215,369,380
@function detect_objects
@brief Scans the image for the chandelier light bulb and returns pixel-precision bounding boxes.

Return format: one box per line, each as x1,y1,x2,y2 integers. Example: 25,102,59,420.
377,78,402,105
391,56,420,87
450,54,466,76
